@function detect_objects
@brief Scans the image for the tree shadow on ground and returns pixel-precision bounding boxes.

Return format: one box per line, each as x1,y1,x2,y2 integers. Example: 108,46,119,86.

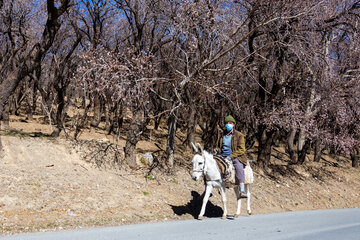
170,190,223,219
0,128,50,138
258,162,337,183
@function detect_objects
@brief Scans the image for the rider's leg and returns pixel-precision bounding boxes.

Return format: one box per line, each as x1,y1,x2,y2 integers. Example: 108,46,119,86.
233,158,245,183
233,158,247,198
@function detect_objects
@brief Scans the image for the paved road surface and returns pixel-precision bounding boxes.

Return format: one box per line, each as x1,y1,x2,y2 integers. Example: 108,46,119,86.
1,208,359,240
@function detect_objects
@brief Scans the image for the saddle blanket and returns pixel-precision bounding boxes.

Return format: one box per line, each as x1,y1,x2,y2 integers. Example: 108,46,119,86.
213,155,254,185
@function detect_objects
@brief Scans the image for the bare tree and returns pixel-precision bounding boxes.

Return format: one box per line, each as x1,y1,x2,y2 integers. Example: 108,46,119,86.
0,0,72,152
2,0,359,171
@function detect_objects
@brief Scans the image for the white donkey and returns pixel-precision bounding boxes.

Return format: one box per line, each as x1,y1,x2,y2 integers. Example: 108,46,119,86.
191,143,251,219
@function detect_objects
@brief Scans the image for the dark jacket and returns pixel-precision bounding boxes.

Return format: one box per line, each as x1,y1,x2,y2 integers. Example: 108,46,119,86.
216,129,247,165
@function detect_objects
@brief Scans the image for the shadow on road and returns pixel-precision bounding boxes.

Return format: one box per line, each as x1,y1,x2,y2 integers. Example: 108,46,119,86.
170,191,223,219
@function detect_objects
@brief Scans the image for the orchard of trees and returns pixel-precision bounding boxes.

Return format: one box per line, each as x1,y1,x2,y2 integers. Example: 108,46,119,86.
0,0,359,169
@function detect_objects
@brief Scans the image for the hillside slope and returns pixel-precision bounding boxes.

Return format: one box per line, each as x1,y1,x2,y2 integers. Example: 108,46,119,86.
0,135,359,235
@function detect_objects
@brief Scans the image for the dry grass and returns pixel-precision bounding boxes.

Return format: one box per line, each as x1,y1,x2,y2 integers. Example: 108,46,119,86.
0,116,359,235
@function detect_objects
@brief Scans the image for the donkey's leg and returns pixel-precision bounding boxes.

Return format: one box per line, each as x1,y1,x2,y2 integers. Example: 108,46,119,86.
198,184,213,219
246,184,252,215
234,186,242,217
219,184,228,219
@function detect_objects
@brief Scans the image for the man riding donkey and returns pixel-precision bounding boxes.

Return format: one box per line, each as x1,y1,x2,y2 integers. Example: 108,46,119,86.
216,115,248,198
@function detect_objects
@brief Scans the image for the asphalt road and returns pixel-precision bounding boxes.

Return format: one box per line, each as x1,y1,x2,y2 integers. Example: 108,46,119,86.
1,208,359,240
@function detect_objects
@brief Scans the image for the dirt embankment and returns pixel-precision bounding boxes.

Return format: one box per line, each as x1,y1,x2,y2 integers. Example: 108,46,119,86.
0,134,359,235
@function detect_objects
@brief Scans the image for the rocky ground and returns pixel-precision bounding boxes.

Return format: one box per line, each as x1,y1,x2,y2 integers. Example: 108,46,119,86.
0,119,359,235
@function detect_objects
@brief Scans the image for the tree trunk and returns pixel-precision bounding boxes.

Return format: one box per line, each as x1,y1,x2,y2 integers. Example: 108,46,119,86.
183,106,196,149
2,104,10,130
106,104,120,135
314,139,322,162
124,129,138,169
91,95,103,128
74,102,92,139
257,125,275,170
115,105,124,139
124,110,144,169
296,129,310,165
32,83,37,116
26,96,34,121
9,95,16,115
294,70,319,165
106,108,115,135
351,148,359,168
51,84,66,137
0,121,3,157
104,103,111,131
203,118,219,152
166,114,177,169
50,33,82,137
25,80,35,121
297,128,307,152
38,88,56,125
297,139,310,165
286,128,297,163
201,105,220,152
13,85,26,116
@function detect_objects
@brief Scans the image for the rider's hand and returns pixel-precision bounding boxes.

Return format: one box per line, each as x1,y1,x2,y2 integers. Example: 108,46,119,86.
225,156,232,161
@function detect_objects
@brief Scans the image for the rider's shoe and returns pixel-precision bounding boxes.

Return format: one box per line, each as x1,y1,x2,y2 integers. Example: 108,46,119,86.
240,191,248,198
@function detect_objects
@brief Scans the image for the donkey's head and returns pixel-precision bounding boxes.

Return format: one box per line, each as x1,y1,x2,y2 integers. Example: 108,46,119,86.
191,143,205,181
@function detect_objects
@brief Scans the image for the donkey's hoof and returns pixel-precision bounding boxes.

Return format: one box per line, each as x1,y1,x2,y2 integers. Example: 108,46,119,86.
234,213,240,218
198,215,205,220
222,215,227,219
247,210,252,215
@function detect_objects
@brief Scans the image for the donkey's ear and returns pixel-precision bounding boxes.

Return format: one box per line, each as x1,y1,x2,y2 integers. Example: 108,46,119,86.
191,142,198,153
197,143,204,155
